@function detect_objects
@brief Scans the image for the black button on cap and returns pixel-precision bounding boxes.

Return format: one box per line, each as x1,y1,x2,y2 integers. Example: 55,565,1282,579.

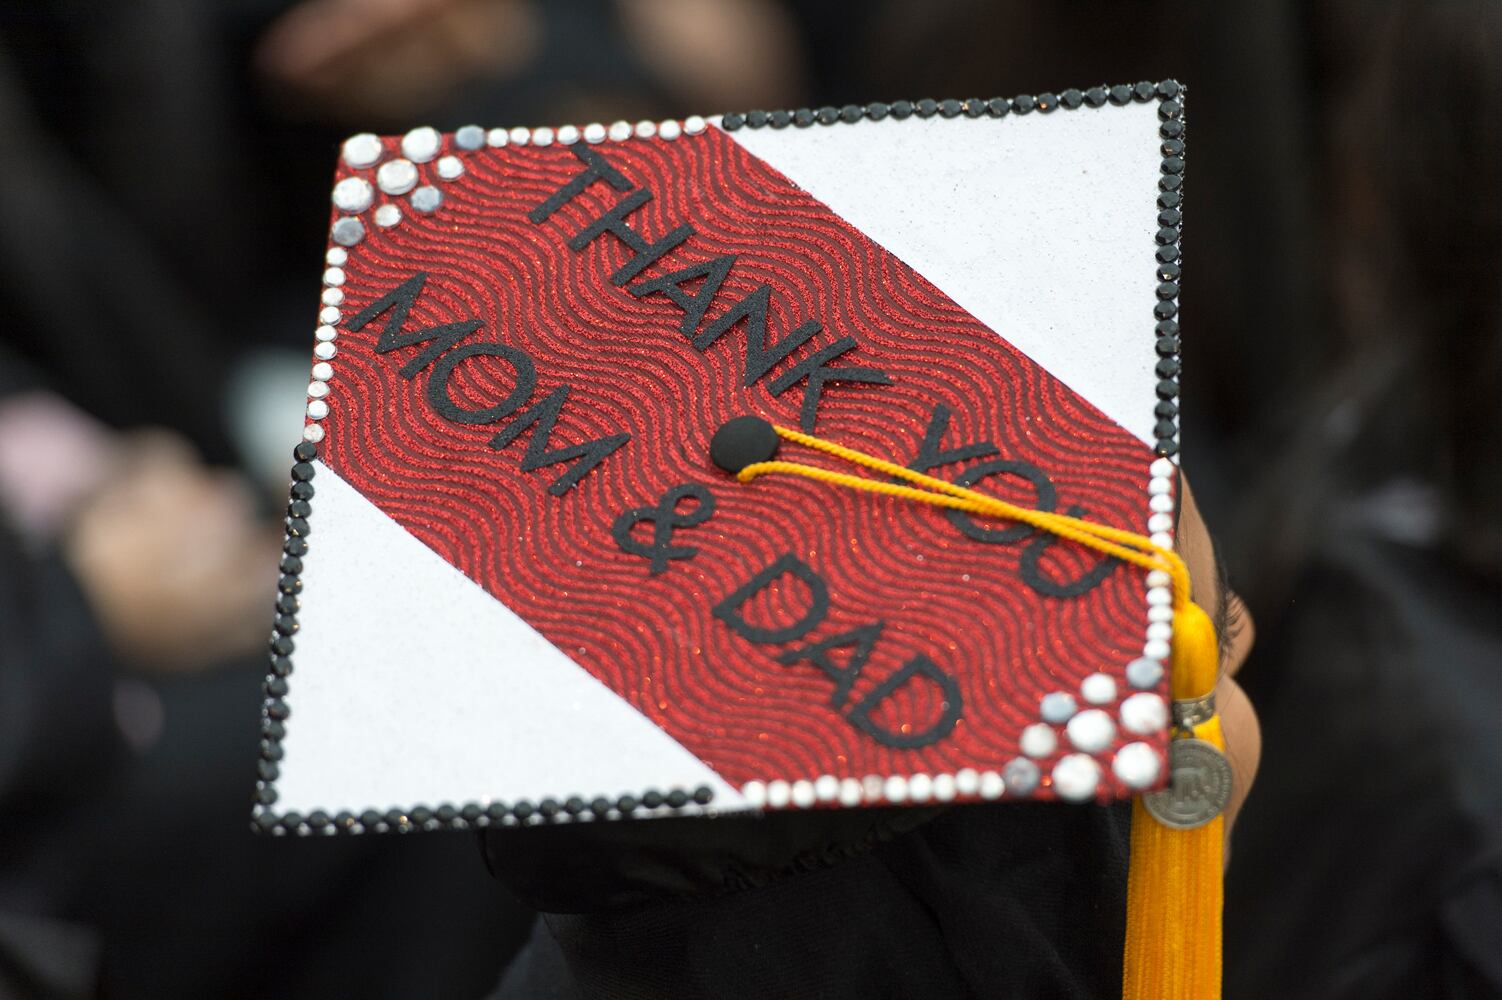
711,416,779,474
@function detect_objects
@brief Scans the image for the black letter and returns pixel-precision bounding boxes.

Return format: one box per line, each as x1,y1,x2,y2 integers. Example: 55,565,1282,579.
847,655,962,749
768,337,893,432
693,284,820,386
568,189,694,285
349,273,486,377
529,145,633,223
347,272,426,344
612,226,694,286
628,255,736,336
943,459,1056,544
713,553,828,644
427,343,536,424
380,320,484,379
776,622,883,708
346,272,490,379
1019,505,1119,598
910,404,997,474
488,385,630,495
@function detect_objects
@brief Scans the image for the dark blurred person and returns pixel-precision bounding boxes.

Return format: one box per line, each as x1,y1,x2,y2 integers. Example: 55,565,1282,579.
0,3,534,996
1223,2,1502,997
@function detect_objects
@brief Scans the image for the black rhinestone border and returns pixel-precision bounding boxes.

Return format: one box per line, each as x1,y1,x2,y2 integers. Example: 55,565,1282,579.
251,439,719,837
721,80,1185,459
254,83,1185,834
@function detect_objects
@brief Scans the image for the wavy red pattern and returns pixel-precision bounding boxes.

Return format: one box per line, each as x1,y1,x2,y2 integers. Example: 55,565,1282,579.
318,126,1163,801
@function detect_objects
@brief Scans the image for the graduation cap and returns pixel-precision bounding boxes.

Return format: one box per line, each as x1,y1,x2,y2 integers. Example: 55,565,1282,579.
256,83,1226,999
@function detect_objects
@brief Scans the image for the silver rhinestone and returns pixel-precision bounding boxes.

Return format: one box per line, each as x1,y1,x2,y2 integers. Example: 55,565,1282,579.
436,155,464,180
634,120,657,138
1143,638,1172,661
508,126,530,145
330,217,365,247
931,773,957,801
1146,587,1173,607
307,380,329,399
307,399,329,420
314,324,338,343
883,775,908,803
1003,757,1041,796
1126,656,1165,689
1121,692,1169,734
1148,512,1174,533
486,127,509,147
557,124,580,145
341,132,383,169
1150,457,1175,478
410,186,443,214
791,780,815,808
1148,476,1173,496
313,342,336,361
376,159,418,195
323,266,346,287
1040,692,1078,723
684,114,707,135
813,775,839,802
454,125,485,150
1150,532,1173,549
608,120,631,141
325,246,348,265
977,771,1005,799
1066,709,1116,753
1112,742,1162,789
1147,605,1174,623
766,780,791,808
311,362,333,381
374,204,402,228
401,126,441,163
1052,754,1101,802
531,126,554,147
1146,569,1172,588
861,774,884,801
582,122,606,143
318,306,341,325
658,119,682,140
1150,493,1175,513
331,176,373,213
907,773,933,802
1146,621,1173,642
321,287,344,306
838,779,862,806
302,423,325,443
954,768,980,796
1020,722,1057,758
1080,673,1117,704
741,780,766,807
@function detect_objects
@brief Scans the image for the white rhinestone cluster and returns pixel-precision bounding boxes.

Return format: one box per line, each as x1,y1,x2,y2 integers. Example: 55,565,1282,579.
329,116,710,251
329,124,480,250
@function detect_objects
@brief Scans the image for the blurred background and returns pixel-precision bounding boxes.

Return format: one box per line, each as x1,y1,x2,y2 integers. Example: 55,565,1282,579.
1,1,1498,997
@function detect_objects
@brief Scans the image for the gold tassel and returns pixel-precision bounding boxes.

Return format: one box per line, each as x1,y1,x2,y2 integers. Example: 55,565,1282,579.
1122,601,1225,1000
